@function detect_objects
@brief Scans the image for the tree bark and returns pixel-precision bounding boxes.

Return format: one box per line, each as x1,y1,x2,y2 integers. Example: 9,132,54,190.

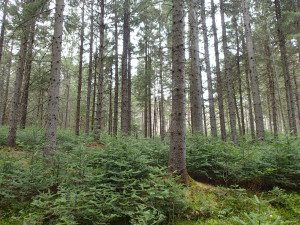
242,0,265,140
108,66,113,134
85,0,94,134
120,0,130,135
220,0,237,144
200,0,217,137
233,17,246,136
211,0,226,140
44,0,64,156
94,0,105,139
7,2,30,146
168,0,188,184
0,0,8,65
274,0,297,134
159,35,166,140
20,20,36,129
75,1,85,136
188,0,204,134
113,0,119,135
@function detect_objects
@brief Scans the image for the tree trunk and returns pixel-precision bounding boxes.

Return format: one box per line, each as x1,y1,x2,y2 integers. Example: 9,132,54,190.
242,36,255,140
64,70,70,129
159,36,166,140
200,0,217,137
233,17,246,136
7,2,30,146
120,0,130,135
274,0,297,134
108,67,113,135
220,0,237,144
127,43,132,135
2,41,13,125
94,0,105,139
20,20,36,129
113,0,119,135
211,0,226,140
75,1,85,136
242,0,265,140
169,0,188,184
85,0,94,134
188,0,203,134
0,0,8,65
148,56,152,138
91,52,98,131
264,26,278,137
44,0,64,156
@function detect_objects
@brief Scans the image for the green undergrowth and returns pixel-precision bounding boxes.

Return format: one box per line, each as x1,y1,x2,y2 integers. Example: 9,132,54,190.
0,127,299,224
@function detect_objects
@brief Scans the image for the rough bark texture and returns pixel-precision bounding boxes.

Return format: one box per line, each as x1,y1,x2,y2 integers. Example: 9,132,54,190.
108,67,113,134
211,0,226,140
94,0,105,139
0,0,8,65
233,17,246,136
7,1,30,146
200,0,217,137
242,0,265,140
127,44,132,135
274,0,297,134
113,0,119,135
85,0,94,134
169,0,188,184
20,20,36,129
120,0,130,135
242,36,255,140
264,27,278,137
159,36,166,140
220,0,237,144
44,0,64,156
75,2,85,136
188,0,203,134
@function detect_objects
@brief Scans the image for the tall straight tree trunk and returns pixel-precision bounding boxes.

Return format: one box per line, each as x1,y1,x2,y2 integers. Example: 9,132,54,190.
220,0,237,144
94,0,105,139
293,71,300,124
120,0,130,135
264,27,278,137
242,0,265,140
242,36,255,139
148,56,152,138
7,2,30,146
211,0,226,140
75,2,85,136
274,0,297,134
188,0,203,134
0,68,5,125
0,0,8,65
233,17,246,136
169,0,188,184
200,0,217,137
127,43,132,135
113,0,119,135
85,0,94,134
44,0,64,156
64,70,71,129
91,52,98,131
20,20,36,129
2,41,13,125
108,67,113,134
159,36,166,140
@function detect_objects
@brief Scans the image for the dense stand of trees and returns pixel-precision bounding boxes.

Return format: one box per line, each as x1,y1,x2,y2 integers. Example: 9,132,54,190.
0,0,299,181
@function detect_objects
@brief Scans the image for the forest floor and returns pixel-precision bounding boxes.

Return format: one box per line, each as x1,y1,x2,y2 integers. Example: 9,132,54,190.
0,127,299,225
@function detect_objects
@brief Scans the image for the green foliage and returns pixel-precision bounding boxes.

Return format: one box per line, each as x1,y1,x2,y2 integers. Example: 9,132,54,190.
0,130,186,225
186,135,300,190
